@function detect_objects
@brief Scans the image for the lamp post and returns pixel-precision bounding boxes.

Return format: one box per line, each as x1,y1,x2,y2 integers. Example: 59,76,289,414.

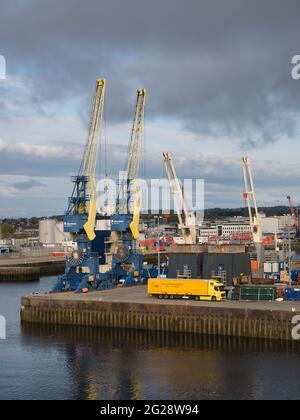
154,216,163,278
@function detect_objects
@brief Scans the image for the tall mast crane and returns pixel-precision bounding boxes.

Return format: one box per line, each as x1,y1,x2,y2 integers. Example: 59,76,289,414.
116,88,147,238
53,79,106,293
163,152,197,245
80,79,106,241
287,195,300,238
106,88,147,286
126,89,147,213
242,156,264,266
65,79,106,239
127,88,147,239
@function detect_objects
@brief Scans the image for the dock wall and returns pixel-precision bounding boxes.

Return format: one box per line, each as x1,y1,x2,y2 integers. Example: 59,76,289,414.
0,266,40,282
0,258,65,281
20,296,297,341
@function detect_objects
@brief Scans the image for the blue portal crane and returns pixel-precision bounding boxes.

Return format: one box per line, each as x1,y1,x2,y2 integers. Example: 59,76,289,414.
53,79,107,292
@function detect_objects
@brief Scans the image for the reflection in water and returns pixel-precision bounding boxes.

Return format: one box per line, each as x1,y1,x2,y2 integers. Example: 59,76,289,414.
2,277,299,400
21,324,300,400
21,323,300,352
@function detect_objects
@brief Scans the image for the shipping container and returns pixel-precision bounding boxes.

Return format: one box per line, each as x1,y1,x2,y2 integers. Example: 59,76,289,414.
291,270,300,282
251,261,260,271
52,252,65,257
252,277,275,285
284,287,300,301
264,263,272,274
240,285,276,301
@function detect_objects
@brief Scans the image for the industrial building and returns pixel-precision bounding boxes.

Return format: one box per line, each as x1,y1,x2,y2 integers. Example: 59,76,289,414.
261,214,293,234
199,223,251,238
167,252,251,287
199,214,294,239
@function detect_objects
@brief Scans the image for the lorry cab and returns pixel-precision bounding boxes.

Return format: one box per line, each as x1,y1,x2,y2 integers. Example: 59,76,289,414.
208,280,226,302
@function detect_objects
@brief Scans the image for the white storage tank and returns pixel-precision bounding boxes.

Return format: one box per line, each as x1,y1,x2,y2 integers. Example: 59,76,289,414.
54,221,69,244
39,219,56,244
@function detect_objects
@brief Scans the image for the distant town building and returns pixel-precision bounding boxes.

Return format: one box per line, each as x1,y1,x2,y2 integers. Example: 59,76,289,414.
199,223,251,238
261,214,293,234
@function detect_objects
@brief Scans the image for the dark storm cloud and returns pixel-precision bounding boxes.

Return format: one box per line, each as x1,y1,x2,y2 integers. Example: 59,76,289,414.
0,136,298,196
0,140,81,177
140,152,300,191
13,178,45,190
1,0,300,144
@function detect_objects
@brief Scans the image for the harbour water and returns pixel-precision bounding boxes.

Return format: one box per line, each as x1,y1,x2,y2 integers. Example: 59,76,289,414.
1,276,300,400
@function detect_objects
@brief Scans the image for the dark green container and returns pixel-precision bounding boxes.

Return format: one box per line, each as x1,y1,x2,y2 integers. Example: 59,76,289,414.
240,285,276,301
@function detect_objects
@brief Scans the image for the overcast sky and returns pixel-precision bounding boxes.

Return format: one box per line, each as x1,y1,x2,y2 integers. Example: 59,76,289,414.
0,0,300,217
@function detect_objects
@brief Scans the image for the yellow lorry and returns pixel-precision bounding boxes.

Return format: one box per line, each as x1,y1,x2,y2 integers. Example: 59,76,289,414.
148,278,226,302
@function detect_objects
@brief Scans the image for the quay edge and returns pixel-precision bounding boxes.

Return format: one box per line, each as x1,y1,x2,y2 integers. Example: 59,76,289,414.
20,286,300,342
0,256,65,280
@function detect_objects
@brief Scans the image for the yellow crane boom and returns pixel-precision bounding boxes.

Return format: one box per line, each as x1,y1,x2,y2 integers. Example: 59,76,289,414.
128,88,147,239
81,79,106,241
117,88,147,239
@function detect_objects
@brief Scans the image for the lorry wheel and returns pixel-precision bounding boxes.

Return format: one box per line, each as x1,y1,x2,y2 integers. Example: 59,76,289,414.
194,296,200,301
158,295,163,299
211,296,217,302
